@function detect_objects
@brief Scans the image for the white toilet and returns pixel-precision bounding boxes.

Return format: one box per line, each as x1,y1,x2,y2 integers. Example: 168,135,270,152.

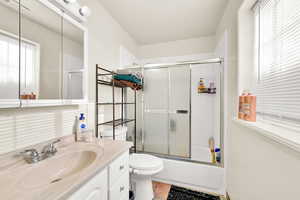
102,127,163,199
129,153,164,200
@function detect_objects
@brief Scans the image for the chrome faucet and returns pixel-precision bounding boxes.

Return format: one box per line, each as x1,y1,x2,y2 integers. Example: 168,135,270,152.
41,139,60,157
20,149,40,164
20,139,60,164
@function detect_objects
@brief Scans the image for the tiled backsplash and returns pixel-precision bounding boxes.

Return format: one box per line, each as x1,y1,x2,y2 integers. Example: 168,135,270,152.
0,106,82,155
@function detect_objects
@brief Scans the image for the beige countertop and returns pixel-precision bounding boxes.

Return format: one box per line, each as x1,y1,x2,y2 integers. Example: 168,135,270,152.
0,136,132,200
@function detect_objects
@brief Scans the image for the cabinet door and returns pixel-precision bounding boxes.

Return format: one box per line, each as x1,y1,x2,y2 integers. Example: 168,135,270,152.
68,169,108,200
109,172,129,200
62,17,85,100
84,190,103,200
0,0,21,108
20,0,63,101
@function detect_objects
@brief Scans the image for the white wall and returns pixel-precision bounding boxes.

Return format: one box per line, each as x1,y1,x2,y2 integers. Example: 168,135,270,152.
139,36,215,59
79,0,139,130
0,0,138,154
216,0,300,199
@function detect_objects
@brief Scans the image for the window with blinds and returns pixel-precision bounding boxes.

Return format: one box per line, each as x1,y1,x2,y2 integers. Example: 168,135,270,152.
254,0,300,129
20,41,39,95
0,30,39,99
0,32,19,99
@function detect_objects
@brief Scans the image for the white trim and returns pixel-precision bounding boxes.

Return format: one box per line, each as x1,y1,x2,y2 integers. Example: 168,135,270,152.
21,99,63,107
0,100,20,108
20,99,89,107
62,99,88,105
39,0,64,16
233,118,300,152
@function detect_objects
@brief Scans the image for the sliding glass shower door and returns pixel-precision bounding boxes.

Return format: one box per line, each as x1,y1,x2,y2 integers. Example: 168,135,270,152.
143,65,190,158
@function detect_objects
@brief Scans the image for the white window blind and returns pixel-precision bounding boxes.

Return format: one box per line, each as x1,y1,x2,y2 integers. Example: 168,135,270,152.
254,0,300,129
20,41,39,95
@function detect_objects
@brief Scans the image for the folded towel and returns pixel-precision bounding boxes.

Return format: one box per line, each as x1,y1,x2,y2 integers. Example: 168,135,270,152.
113,74,142,85
113,79,142,90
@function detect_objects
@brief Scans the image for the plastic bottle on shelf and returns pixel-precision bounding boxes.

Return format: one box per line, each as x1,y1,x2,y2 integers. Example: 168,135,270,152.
79,113,87,132
238,91,247,120
215,148,221,163
198,78,206,93
244,92,256,122
78,113,94,142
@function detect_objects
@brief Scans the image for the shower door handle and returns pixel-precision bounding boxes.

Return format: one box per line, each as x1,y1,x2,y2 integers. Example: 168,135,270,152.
169,119,176,132
176,110,188,114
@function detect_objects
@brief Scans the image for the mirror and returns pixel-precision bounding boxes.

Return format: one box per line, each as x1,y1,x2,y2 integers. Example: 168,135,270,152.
0,0,20,105
62,18,85,100
20,0,63,100
0,0,86,107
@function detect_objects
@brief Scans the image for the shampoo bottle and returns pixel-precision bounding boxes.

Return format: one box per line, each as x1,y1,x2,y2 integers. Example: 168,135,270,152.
198,78,206,93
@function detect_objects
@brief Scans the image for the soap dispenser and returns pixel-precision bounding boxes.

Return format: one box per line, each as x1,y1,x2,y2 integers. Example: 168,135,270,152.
79,113,87,132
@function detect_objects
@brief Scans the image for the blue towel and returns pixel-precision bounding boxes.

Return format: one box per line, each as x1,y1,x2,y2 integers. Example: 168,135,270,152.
113,74,142,85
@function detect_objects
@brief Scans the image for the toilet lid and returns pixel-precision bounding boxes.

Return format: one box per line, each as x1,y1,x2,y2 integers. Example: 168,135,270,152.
129,154,163,171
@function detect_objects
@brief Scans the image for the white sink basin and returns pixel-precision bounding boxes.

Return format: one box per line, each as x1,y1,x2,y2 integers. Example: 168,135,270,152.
20,150,97,189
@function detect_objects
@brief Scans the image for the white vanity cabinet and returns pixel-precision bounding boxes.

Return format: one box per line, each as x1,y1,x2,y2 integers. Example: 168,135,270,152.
67,151,129,200
108,151,129,200
67,169,108,200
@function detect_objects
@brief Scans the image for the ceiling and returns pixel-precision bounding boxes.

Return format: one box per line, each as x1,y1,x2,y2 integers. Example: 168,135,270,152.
97,0,228,45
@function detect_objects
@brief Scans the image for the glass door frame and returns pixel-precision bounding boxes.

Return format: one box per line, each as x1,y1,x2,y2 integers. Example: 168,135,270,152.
137,59,224,167
140,64,191,158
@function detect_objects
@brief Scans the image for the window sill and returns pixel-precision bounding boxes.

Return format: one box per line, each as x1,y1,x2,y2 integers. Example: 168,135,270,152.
233,118,300,152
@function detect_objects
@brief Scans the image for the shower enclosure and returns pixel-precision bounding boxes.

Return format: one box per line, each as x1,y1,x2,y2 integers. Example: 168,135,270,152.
143,65,191,158
126,58,223,165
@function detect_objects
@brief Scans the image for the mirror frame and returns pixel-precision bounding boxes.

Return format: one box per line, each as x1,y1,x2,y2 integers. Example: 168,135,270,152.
6,0,88,108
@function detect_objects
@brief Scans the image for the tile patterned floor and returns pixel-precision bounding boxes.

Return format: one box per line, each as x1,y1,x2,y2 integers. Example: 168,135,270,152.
153,181,226,200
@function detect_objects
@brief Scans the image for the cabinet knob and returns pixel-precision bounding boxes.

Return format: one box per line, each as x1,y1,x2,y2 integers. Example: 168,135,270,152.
120,186,125,192
119,165,124,170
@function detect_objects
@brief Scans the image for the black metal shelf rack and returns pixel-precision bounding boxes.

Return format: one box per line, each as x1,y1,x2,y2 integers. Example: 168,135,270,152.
95,65,137,152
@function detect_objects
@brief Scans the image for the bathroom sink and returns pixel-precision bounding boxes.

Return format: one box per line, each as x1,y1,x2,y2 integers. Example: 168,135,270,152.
20,150,98,189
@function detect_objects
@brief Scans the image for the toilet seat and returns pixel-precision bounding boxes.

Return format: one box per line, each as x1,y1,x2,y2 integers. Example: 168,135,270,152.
129,154,163,175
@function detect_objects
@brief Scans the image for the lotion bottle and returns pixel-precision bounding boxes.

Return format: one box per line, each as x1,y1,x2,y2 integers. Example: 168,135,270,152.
244,93,256,122
238,91,247,119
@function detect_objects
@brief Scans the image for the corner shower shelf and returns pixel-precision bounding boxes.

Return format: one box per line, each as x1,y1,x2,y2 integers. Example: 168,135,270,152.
96,64,137,152
198,92,217,94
